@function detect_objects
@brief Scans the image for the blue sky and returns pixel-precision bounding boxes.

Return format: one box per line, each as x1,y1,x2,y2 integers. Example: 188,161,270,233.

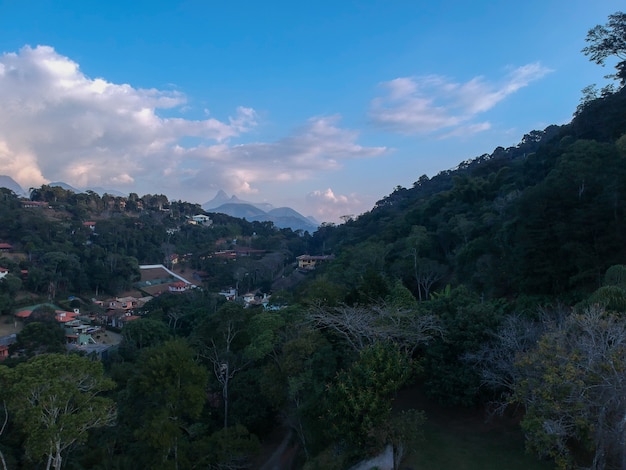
0,1,622,223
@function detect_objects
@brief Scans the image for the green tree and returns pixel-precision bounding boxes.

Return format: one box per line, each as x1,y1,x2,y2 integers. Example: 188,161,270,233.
577,265,626,312
124,338,208,468
259,326,339,457
119,318,170,359
583,11,626,85
514,306,626,469
423,286,504,405
188,424,260,469
11,322,66,357
3,354,116,470
0,367,10,470
325,342,415,456
0,273,20,316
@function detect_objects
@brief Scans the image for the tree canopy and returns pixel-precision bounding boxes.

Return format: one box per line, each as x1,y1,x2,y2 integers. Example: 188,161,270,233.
583,11,626,84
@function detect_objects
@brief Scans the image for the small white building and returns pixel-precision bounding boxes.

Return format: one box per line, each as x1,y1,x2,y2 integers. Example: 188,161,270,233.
191,214,212,226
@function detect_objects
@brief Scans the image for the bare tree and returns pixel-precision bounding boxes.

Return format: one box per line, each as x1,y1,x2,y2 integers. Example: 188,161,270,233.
167,309,187,330
411,251,446,301
464,313,545,415
307,303,444,353
200,320,251,429
512,305,626,469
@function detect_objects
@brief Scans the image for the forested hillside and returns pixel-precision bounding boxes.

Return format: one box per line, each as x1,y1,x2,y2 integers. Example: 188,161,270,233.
309,85,626,303
1,12,626,470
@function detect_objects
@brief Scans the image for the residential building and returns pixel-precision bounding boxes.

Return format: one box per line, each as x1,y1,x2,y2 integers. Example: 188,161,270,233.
296,254,335,270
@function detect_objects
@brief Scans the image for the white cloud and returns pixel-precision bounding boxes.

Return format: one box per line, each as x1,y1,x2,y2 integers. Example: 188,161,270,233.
167,115,388,198
370,63,552,136
0,45,387,211
0,45,256,193
306,188,373,223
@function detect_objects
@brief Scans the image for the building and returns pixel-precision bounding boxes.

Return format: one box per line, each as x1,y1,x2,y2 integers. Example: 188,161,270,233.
296,254,335,271
21,200,49,209
190,214,212,226
0,335,16,361
168,281,191,293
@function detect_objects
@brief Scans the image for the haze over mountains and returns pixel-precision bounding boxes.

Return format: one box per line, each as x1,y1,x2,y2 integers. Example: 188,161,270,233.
0,176,319,232
202,190,319,232
0,175,27,197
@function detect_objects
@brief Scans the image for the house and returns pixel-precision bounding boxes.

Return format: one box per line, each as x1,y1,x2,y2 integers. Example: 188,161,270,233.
94,295,150,327
0,335,16,361
242,291,271,308
191,214,212,226
134,265,197,297
296,254,335,271
218,287,237,301
214,250,237,260
168,281,191,293
55,310,80,323
97,308,130,328
242,292,256,304
105,296,145,311
21,200,49,209
0,243,13,252
233,246,265,257
83,221,96,231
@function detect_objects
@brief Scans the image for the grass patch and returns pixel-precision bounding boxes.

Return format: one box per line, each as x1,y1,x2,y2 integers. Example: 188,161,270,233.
403,421,554,470
393,387,555,470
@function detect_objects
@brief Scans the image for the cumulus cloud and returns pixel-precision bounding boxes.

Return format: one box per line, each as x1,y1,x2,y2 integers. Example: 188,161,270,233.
369,63,552,136
164,115,388,198
0,45,387,209
306,188,372,223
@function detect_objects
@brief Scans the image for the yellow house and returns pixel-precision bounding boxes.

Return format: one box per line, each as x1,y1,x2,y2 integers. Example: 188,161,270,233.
296,254,335,270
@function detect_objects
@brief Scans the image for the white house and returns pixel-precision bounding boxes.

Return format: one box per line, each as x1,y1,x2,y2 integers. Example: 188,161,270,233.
191,214,212,226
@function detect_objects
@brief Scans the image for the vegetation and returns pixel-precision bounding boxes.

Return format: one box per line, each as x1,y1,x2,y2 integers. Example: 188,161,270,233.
0,12,625,469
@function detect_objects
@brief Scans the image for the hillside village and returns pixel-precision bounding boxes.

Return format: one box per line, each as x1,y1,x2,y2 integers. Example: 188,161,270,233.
0,190,326,364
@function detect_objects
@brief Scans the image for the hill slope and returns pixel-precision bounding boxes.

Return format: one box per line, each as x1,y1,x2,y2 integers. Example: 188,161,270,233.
309,87,626,301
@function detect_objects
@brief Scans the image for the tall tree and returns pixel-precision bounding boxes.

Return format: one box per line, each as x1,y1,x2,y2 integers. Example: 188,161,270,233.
3,354,116,470
124,338,208,469
192,303,251,429
325,342,416,456
583,11,626,85
514,306,626,469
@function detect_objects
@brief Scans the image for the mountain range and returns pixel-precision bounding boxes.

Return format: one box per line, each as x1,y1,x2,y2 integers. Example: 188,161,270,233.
0,177,128,199
0,177,319,232
0,175,27,197
202,190,319,232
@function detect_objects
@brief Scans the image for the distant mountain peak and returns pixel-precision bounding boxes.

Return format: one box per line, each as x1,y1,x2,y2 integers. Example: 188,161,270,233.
203,190,274,212
0,175,26,196
202,190,318,232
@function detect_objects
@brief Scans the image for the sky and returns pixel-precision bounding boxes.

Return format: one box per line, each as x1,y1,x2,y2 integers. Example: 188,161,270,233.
0,1,622,224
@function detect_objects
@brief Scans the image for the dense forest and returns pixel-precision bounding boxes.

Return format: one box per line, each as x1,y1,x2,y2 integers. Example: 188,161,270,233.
2,12,626,470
